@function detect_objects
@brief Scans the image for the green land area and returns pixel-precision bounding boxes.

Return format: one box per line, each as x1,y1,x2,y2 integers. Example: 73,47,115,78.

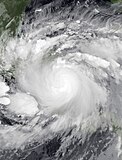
0,0,30,36
111,0,122,2
0,0,122,36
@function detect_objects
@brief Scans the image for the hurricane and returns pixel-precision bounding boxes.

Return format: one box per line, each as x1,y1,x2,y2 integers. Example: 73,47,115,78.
0,0,122,159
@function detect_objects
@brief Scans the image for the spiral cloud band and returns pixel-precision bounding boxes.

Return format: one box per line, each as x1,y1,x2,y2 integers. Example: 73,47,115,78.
17,56,107,127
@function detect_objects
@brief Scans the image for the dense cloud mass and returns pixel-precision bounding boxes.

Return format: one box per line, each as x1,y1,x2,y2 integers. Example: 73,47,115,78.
0,0,122,159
